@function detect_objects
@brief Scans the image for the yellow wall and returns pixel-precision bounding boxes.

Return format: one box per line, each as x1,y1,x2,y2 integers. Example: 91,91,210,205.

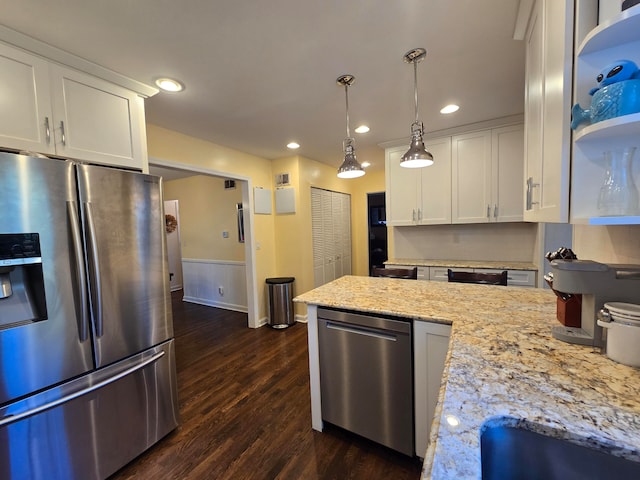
164,175,244,260
147,124,276,319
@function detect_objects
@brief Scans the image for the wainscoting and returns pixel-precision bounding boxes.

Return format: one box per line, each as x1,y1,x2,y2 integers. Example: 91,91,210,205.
182,258,247,313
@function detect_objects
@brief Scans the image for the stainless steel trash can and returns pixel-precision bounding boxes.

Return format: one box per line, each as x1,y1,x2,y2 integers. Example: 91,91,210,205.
266,277,295,329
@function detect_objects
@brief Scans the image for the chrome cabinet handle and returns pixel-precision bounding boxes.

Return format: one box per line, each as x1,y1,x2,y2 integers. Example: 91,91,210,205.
494,204,498,218
526,177,540,210
486,205,490,218
60,121,66,146
45,117,51,144
418,208,422,221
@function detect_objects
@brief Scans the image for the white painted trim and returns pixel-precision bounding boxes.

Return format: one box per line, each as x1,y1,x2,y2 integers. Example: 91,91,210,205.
149,157,251,182
306,305,324,431
182,296,248,313
182,258,246,266
295,314,308,324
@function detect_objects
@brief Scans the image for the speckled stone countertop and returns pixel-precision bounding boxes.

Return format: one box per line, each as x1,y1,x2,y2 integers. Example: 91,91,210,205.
294,275,640,479
386,258,538,271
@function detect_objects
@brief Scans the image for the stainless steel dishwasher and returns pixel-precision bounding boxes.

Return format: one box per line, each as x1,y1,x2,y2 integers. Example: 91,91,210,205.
317,307,414,456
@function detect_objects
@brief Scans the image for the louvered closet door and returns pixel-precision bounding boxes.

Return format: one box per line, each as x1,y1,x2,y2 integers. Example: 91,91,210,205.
311,188,352,287
311,188,325,287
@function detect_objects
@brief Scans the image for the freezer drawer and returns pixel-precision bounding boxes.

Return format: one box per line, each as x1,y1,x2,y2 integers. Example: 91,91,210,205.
318,307,414,456
0,339,179,480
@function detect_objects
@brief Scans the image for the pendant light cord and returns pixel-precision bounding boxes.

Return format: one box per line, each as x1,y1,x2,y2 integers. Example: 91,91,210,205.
344,84,351,138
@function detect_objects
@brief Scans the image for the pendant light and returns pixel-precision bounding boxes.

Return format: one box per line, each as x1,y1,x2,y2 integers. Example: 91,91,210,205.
401,48,434,168
336,74,365,179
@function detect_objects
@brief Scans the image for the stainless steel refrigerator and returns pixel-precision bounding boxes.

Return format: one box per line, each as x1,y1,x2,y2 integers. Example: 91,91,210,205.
0,152,179,479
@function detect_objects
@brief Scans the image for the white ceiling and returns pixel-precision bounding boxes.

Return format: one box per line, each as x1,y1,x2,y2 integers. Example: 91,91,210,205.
1,0,526,172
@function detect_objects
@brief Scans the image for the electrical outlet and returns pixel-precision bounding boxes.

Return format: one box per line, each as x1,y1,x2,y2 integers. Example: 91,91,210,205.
222,231,229,238
218,286,224,296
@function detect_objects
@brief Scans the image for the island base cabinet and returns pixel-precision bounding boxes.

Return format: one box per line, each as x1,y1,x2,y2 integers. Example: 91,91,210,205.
414,321,452,458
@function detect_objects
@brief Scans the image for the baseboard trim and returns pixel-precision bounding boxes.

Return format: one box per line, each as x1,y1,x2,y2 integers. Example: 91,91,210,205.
182,296,248,314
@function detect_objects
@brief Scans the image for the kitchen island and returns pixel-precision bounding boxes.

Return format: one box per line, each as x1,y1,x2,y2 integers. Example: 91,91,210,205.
294,275,640,479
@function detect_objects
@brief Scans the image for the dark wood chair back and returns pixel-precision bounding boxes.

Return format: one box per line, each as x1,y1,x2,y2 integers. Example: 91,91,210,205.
372,267,418,280
447,269,508,286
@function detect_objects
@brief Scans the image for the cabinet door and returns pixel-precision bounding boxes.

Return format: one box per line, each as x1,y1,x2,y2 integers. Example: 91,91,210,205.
452,130,492,223
523,0,573,222
340,193,352,275
50,64,146,169
413,321,451,458
385,147,420,225
419,136,452,224
0,43,55,154
311,188,325,287
492,125,524,222
331,192,344,279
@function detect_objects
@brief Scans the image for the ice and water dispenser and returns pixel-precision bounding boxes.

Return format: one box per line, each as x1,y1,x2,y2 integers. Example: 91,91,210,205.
0,233,48,329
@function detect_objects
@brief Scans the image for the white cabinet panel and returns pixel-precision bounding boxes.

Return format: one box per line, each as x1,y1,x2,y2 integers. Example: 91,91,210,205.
452,130,493,223
414,321,451,458
523,0,573,222
386,136,451,226
492,125,524,222
50,65,145,169
0,43,54,154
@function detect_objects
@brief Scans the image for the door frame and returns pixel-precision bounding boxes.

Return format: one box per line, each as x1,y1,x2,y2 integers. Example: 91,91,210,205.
149,157,259,329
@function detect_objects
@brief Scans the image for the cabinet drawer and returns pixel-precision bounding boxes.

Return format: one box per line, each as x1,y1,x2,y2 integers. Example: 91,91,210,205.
429,266,469,282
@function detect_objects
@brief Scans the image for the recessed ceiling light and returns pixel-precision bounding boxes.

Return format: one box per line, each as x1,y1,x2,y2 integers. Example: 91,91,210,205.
155,78,184,92
355,125,370,134
440,104,459,114
361,161,371,168
287,142,300,149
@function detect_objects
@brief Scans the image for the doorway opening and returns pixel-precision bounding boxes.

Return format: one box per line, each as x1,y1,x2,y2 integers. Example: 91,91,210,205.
367,192,388,276
148,157,259,328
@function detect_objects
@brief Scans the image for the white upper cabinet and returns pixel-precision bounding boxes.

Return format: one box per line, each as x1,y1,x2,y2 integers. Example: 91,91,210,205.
571,5,640,225
0,41,148,170
492,124,525,222
49,65,146,169
386,136,452,226
452,125,524,224
452,130,492,223
523,0,574,222
0,43,54,154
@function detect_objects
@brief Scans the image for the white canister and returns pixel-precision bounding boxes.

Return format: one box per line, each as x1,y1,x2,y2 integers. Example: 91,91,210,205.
598,318,640,367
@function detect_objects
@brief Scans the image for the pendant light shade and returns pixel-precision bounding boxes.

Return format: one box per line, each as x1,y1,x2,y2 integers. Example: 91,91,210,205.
336,75,365,179
401,48,434,168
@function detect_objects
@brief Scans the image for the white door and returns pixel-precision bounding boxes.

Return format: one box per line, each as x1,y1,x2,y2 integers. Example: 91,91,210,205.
164,199,183,291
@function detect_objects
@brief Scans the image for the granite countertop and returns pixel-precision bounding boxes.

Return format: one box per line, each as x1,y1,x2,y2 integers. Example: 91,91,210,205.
294,275,640,479
385,258,538,271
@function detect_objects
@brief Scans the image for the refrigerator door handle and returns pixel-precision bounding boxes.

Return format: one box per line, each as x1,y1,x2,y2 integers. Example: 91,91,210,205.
84,201,104,337
0,350,166,428
67,201,90,342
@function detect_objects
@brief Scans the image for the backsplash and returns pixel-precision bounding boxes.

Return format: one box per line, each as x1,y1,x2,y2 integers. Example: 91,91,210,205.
391,223,538,262
573,224,640,264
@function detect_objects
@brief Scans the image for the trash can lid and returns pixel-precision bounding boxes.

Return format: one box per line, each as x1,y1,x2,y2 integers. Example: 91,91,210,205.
266,277,295,284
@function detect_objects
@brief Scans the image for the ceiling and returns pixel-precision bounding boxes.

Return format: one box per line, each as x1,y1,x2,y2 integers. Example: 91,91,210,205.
1,0,527,172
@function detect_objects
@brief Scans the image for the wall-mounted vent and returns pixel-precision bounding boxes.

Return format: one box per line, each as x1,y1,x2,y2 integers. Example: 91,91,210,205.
275,173,290,186
224,179,236,189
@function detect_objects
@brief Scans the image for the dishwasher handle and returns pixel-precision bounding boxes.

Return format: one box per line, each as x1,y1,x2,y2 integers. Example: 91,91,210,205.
325,321,399,341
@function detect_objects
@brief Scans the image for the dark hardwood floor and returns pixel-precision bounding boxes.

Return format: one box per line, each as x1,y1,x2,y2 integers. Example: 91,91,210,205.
110,291,422,480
